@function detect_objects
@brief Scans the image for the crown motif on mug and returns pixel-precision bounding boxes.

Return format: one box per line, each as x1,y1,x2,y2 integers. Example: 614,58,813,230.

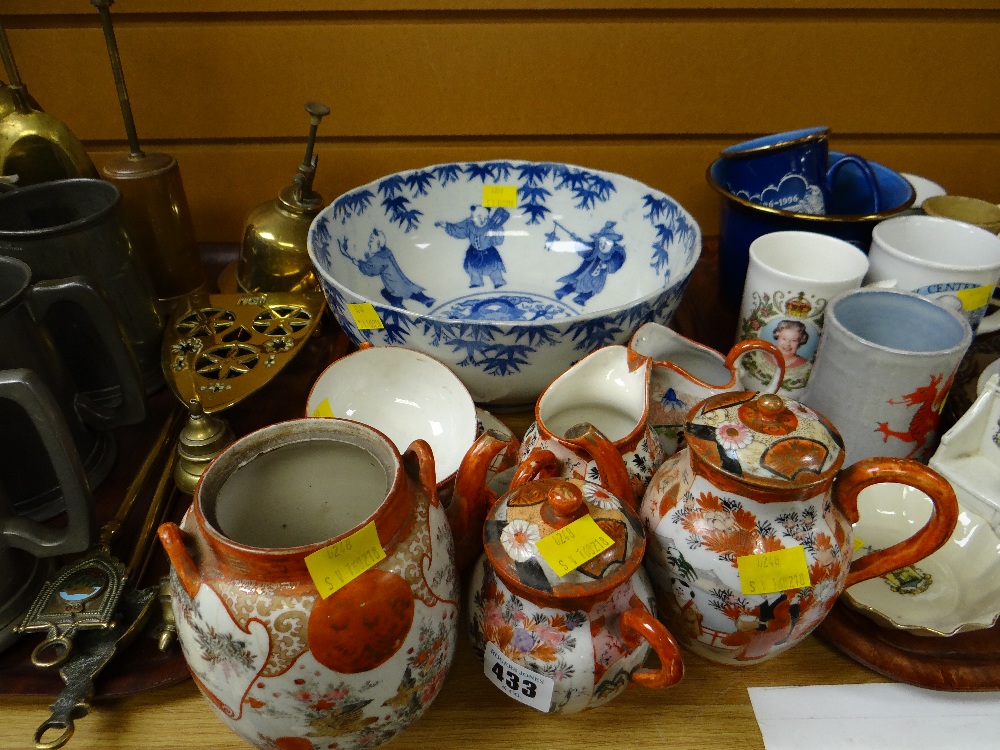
785,292,813,318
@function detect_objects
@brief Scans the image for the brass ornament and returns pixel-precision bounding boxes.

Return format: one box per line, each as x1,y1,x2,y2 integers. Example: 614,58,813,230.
236,101,330,293
163,290,325,414
162,290,325,493
0,22,97,186
90,0,206,303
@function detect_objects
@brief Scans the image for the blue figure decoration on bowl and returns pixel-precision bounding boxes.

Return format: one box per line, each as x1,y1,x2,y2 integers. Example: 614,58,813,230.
435,206,510,289
549,220,626,306
308,160,702,408
338,228,435,310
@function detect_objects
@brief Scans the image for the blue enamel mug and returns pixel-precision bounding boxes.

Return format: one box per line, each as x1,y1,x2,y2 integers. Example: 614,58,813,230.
721,127,880,216
708,151,916,307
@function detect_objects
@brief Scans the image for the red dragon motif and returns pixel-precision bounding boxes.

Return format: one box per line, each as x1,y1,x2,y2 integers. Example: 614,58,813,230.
875,372,951,458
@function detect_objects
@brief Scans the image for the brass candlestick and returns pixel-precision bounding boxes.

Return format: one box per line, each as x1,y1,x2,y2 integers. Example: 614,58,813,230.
173,400,235,496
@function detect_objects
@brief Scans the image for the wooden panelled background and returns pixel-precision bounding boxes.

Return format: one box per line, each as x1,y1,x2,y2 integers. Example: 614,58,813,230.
3,1,999,244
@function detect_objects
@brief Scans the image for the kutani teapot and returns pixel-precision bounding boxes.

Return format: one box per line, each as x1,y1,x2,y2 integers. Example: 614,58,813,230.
640,391,958,665
158,419,460,750
468,428,683,713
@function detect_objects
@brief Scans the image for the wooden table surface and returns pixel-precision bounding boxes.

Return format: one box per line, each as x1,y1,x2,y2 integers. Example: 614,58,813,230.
0,241,899,749
1,626,889,750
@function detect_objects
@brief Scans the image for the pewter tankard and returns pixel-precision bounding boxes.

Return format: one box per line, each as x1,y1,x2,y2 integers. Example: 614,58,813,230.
0,256,144,518
0,178,164,393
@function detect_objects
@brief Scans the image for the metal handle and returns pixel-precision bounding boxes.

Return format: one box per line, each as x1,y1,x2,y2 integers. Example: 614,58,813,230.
0,369,94,557
91,0,144,157
26,276,145,429
0,18,23,87
34,717,74,750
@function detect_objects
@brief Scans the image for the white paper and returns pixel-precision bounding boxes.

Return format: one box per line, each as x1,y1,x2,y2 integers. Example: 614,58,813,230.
749,683,1000,750
484,642,555,712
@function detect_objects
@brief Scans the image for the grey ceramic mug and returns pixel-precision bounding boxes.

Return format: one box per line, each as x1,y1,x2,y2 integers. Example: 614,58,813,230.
0,178,164,393
802,287,972,466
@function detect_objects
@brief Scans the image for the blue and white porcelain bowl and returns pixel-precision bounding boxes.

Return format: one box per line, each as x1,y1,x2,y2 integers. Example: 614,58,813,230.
308,160,701,408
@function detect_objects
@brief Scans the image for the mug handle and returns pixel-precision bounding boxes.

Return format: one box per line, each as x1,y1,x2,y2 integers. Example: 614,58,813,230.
976,286,1000,334
726,338,786,394
832,457,958,589
26,275,146,429
826,154,881,214
0,369,95,556
619,607,684,689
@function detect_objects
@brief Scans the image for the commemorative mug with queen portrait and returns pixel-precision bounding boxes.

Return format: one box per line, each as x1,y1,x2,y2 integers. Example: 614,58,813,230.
736,231,869,398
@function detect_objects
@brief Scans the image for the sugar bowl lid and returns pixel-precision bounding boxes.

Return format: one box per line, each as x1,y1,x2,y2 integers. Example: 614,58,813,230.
684,391,845,492
483,476,645,606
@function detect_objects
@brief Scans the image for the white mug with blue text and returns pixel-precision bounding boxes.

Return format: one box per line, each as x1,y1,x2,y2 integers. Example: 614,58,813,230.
866,215,1000,335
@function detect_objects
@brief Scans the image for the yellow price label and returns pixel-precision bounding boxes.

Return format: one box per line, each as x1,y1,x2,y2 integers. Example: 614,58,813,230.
955,284,993,311
535,515,614,577
311,398,334,418
482,185,518,208
347,302,384,330
736,546,811,596
305,521,386,598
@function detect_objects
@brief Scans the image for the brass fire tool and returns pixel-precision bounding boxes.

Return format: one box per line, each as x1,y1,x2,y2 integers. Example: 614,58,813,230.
236,101,330,294
89,0,205,306
17,406,184,749
163,289,326,493
0,20,97,185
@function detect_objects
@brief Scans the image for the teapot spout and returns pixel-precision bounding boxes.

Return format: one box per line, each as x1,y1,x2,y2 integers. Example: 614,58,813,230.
447,429,518,572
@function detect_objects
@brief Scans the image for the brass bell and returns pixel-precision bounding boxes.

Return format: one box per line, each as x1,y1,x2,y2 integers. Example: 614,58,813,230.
237,101,330,293
0,21,98,186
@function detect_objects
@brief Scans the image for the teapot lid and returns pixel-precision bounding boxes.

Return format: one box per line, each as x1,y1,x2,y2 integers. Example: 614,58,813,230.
685,391,844,492
484,477,645,606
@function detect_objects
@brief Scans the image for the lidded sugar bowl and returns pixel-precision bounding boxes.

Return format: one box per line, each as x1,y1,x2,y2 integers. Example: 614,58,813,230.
468,438,683,714
640,391,958,665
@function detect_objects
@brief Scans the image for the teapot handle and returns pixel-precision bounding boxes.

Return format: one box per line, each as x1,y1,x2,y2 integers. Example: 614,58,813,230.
832,457,959,589
446,430,517,572
727,338,786,394
619,607,684,689
562,422,635,510
508,448,563,491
